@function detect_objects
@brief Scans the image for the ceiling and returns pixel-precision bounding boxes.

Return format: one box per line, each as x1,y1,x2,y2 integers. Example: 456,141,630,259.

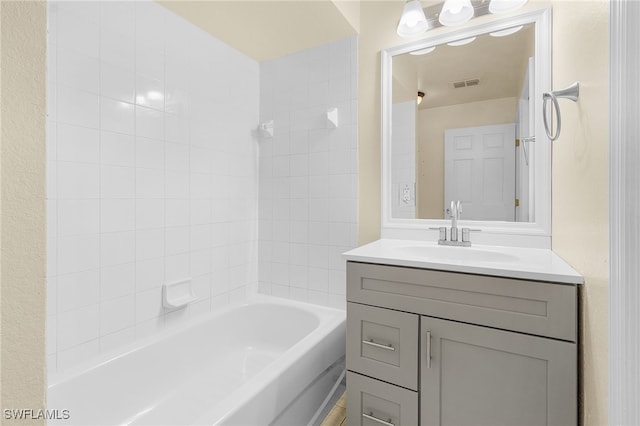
157,0,359,62
393,23,535,109
157,1,534,104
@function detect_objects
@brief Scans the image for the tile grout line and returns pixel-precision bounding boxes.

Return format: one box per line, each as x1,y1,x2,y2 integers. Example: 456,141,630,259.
97,3,103,355
132,2,140,342
53,2,60,374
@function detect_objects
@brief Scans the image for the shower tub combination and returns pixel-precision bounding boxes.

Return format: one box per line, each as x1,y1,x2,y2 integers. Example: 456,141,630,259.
48,296,346,425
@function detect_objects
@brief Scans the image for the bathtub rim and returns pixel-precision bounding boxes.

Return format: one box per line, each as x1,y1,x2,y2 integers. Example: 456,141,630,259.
47,295,345,389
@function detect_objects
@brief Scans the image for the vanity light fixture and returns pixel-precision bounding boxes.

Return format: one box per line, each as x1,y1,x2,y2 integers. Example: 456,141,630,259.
396,0,529,36
417,91,425,105
489,0,529,14
489,25,524,37
397,0,429,37
439,0,474,26
447,36,476,46
409,46,436,55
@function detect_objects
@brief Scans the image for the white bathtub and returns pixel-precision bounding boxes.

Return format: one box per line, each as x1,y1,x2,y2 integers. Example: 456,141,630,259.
47,296,346,425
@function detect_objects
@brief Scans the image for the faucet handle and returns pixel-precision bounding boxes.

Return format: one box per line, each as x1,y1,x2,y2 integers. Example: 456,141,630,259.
461,228,481,243
429,226,447,241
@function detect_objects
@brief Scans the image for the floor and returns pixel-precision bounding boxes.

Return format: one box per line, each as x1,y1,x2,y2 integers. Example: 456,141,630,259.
319,391,346,426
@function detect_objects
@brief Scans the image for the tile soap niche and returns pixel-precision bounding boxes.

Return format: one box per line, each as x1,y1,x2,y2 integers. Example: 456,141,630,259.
162,279,197,310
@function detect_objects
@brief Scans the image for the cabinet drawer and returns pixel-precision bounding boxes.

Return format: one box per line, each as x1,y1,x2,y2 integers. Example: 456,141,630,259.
346,371,418,426
347,302,419,390
347,262,578,342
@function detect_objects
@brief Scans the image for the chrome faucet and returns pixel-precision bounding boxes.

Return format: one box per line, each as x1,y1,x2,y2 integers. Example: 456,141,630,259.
430,200,479,247
449,200,461,242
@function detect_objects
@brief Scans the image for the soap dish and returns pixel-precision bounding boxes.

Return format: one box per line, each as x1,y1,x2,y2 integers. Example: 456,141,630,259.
162,279,197,310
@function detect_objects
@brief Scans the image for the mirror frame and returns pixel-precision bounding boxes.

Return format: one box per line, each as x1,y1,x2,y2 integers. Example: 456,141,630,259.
381,7,552,248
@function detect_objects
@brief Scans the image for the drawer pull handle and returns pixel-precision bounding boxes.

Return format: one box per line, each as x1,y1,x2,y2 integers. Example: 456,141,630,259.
362,412,395,426
362,339,395,351
426,330,432,369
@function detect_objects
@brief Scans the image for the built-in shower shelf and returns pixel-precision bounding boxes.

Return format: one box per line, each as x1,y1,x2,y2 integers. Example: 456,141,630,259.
162,279,197,310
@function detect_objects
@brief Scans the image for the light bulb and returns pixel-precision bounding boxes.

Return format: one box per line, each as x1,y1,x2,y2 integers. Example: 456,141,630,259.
489,25,524,37
450,0,463,14
447,37,476,46
439,0,474,26
397,0,429,37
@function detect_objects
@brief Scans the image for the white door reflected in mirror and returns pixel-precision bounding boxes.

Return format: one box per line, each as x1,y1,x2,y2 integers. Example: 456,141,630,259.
444,124,516,221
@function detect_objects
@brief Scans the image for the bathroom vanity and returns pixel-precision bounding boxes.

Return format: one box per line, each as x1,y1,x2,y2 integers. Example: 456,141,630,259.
358,5,584,424
343,239,582,426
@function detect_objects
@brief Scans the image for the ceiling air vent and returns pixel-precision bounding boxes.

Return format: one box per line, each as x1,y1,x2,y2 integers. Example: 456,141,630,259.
452,78,480,88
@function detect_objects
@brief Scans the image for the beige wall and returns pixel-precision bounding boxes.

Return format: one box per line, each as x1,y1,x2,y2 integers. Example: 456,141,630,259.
417,97,517,219
332,0,361,34
357,1,608,424
392,56,418,104
549,2,609,424
0,1,48,423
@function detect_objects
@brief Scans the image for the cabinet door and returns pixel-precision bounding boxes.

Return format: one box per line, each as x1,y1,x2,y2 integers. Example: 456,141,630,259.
420,316,577,426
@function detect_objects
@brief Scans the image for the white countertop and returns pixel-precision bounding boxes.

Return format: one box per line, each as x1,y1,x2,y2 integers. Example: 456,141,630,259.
343,239,584,284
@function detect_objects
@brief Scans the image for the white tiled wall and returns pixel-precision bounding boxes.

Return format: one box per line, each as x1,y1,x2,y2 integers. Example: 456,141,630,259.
47,1,259,375
257,37,359,309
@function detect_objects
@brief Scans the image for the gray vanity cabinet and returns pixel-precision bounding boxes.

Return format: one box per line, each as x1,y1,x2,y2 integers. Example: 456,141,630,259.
346,261,579,426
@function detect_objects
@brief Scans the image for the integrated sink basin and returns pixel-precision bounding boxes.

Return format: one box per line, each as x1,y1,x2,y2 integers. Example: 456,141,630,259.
395,245,520,263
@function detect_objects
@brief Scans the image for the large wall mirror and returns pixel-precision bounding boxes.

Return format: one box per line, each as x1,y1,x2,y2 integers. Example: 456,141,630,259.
381,8,552,248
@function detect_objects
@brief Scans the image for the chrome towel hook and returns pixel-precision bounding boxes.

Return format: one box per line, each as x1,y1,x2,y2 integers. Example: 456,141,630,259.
543,81,580,142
